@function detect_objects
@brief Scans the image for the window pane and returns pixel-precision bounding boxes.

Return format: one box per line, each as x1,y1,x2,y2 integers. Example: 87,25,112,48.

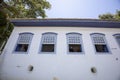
91,33,110,53
41,44,54,52
15,44,28,52
41,33,57,53
69,44,82,52
67,33,83,53
95,45,108,52
15,33,33,53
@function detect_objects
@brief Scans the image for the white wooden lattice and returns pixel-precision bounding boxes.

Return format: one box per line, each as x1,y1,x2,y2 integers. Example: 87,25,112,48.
42,33,56,44
18,33,33,44
67,33,81,44
91,34,106,44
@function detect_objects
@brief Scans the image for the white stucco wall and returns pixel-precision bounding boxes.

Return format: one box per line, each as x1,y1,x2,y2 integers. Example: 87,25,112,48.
0,26,120,80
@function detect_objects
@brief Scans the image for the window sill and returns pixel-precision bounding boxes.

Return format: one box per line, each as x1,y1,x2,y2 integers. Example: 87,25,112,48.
13,52,28,54
95,52,112,54
39,52,56,54
67,52,84,55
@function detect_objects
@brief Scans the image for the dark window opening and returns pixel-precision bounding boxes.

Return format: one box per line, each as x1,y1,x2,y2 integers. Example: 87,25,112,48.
15,44,28,52
116,36,120,46
69,44,82,52
41,44,54,52
95,44,108,52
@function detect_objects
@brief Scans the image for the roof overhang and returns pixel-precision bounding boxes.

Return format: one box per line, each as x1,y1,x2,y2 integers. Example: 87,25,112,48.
11,19,120,28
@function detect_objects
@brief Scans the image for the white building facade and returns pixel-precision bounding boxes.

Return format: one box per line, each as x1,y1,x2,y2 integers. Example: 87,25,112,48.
0,19,120,80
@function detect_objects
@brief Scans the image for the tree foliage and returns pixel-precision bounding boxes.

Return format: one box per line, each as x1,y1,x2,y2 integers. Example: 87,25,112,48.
6,0,51,18
0,11,14,52
99,10,120,21
0,0,51,52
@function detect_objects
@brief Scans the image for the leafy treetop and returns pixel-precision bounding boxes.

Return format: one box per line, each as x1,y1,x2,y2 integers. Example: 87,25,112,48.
99,10,120,21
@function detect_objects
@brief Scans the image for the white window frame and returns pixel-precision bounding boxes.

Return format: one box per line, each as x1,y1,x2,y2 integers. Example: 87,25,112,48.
66,32,84,54
113,33,120,48
90,33,110,54
14,32,33,53
40,32,57,54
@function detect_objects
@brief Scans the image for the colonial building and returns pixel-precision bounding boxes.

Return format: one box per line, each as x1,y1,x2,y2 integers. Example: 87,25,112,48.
0,19,120,80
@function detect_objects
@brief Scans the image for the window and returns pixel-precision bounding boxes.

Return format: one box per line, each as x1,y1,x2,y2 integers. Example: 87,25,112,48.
66,33,83,53
91,33,109,53
40,32,57,53
15,33,33,53
113,34,120,47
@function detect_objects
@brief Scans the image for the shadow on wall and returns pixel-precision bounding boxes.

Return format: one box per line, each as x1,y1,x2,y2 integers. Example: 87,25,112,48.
118,76,120,80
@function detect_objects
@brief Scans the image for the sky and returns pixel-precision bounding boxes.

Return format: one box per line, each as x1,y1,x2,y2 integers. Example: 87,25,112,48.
45,0,120,19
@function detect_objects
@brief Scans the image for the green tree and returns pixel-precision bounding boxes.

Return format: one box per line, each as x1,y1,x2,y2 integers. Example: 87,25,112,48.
99,13,115,20
6,0,51,18
99,10,120,21
0,0,51,53
0,11,14,53
0,0,16,53
114,10,120,20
